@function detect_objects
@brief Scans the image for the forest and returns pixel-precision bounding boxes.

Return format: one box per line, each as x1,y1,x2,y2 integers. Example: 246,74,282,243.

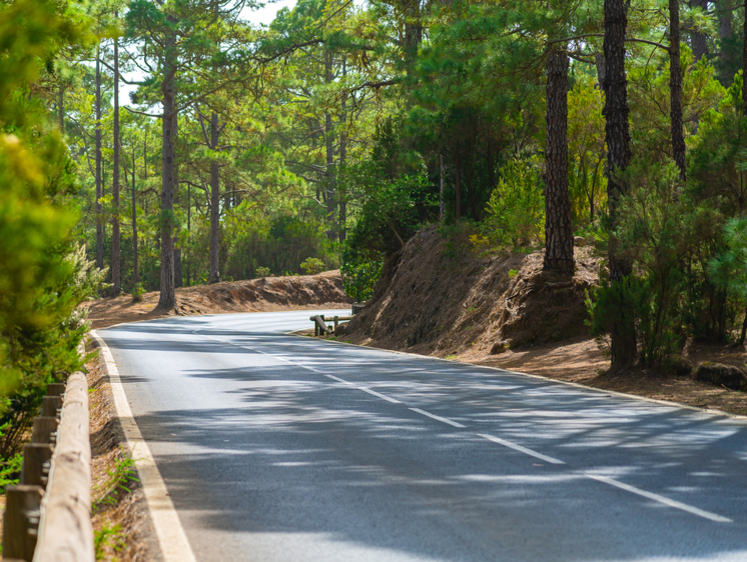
2,0,747,477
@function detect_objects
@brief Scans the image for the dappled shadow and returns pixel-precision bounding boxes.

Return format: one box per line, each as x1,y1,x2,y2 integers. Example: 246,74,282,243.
101,315,747,561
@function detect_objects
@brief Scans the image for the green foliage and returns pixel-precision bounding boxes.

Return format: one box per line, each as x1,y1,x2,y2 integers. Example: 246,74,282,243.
340,253,382,303
0,452,23,492
94,524,125,560
0,0,99,459
256,266,270,278
131,282,145,302
483,158,545,248
94,450,139,512
300,257,325,275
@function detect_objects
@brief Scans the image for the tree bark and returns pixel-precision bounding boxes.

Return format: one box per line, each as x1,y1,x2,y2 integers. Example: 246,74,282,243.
455,152,462,222
743,2,747,114
689,0,708,61
543,48,574,275
324,50,336,240
58,86,64,131
209,112,221,284
157,23,177,309
132,141,138,286
604,0,637,369
670,0,687,184
95,48,103,271
719,0,733,79
111,34,121,296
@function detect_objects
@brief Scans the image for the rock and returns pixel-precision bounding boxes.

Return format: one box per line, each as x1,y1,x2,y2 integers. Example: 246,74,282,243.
693,362,747,391
490,341,509,355
574,236,586,247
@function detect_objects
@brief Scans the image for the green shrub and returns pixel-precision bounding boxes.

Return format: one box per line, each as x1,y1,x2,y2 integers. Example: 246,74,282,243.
255,266,270,278
300,257,325,275
483,158,545,248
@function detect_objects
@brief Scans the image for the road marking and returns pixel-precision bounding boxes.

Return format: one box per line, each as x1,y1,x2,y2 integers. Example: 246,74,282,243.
358,387,402,403
477,433,565,465
91,331,197,562
585,473,732,523
410,408,466,428
325,374,354,384
325,374,401,403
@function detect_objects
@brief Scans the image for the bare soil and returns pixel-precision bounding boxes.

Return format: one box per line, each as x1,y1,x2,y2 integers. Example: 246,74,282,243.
337,227,747,418
84,270,353,329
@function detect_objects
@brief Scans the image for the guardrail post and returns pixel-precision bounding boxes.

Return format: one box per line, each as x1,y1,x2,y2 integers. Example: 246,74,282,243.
31,417,58,445
2,485,44,561
21,444,54,488
46,383,65,397
40,396,61,419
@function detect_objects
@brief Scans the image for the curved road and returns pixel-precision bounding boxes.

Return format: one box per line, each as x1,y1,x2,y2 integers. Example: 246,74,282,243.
96,310,747,562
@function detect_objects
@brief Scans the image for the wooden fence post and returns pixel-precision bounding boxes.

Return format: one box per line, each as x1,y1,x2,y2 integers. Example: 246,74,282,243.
20,444,54,488
40,396,62,419
31,418,58,446
2,485,44,561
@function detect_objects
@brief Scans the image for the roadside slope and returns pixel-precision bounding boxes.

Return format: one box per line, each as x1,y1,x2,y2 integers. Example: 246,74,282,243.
85,270,353,329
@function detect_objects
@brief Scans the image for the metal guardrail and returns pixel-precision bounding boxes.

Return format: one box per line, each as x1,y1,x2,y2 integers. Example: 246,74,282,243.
309,314,354,336
2,346,94,562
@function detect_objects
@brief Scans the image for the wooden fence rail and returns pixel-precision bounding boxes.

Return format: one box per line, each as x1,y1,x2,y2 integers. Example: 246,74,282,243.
2,349,94,562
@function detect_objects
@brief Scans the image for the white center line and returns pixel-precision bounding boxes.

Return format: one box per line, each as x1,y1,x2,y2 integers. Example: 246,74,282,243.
477,433,565,465
325,374,354,385
585,473,732,523
359,386,402,404
410,407,466,428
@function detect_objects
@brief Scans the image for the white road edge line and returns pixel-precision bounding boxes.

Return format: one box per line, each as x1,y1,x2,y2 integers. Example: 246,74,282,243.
477,433,565,465
91,330,198,562
585,473,732,523
410,408,466,428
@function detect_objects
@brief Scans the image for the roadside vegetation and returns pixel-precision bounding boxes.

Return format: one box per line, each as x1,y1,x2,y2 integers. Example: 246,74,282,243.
4,0,747,515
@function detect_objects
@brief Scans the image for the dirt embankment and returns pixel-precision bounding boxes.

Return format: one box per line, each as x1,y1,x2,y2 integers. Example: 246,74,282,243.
343,226,600,357
85,270,353,329
340,227,747,417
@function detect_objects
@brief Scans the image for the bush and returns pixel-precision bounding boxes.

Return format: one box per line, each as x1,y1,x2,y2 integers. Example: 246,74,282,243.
255,266,270,278
483,158,545,248
300,257,325,275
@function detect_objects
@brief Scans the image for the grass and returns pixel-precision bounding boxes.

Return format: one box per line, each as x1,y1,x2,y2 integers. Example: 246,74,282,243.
95,523,125,560
93,449,138,512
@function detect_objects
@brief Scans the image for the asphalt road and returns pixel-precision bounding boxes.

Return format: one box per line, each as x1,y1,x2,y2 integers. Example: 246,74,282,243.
96,310,747,562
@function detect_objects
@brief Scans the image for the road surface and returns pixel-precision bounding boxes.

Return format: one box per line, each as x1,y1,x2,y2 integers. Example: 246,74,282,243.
95,310,747,562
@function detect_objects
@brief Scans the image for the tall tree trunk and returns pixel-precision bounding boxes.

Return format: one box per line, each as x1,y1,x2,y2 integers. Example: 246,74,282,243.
743,3,747,114
132,141,138,287
95,48,103,271
543,48,574,275
158,24,177,309
670,0,687,184
719,0,733,81
111,34,121,296
209,112,221,284
455,153,462,221
324,50,336,240
439,154,445,222
58,86,64,131
689,0,708,61
338,59,348,244
402,0,422,77
604,0,637,369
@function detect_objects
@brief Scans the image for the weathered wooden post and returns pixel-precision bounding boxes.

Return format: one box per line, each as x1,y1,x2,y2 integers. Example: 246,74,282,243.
40,396,61,419
21,444,54,488
2,485,44,561
31,418,58,446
